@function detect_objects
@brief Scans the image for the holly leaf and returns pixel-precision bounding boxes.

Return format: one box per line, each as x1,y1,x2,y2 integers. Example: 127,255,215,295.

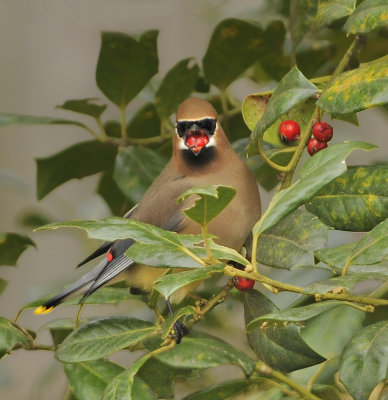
36,140,117,200
57,98,107,118
155,58,199,119
57,317,155,362
344,0,388,34
257,209,330,270
64,359,124,400
317,58,388,114
315,0,356,28
96,31,159,107
178,185,236,227
0,233,35,266
244,290,325,372
246,67,318,156
113,146,167,203
339,321,388,400
203,18,265,89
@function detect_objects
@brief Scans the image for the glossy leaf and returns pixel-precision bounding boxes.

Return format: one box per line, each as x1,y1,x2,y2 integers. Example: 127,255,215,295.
0,112,86,128
331,112,359,126
103,355,157,400
64,359,124,400
154,264,224,299
306,165,388,231
0,279,7,295
113,146,167,203
96,31,158,107
317,59,388,114
151,333,255,375
253,142,376,235
247,300,352,330
203,18,265,89
155,58,199,119
42,318,80,346
257,209,330,270
182,379,268,400
315,0,356,27
290,0,318,51
301,305,365,358
244,290,325,372
315,241,388,274
36,140,117,200
57,98,107,118
97,170,134,215
344,0,388,34
246,67,318,155
339,321,388,400
0,317,29,358
57,317,155,362
0,232,35,266
137,358,197,399
178,185,236,226
126,103,161,139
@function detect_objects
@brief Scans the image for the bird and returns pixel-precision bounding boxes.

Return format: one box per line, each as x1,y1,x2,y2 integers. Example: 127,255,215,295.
34,97,261,330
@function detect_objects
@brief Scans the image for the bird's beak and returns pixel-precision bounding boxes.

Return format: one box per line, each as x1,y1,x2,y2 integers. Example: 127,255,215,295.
183,123,210,155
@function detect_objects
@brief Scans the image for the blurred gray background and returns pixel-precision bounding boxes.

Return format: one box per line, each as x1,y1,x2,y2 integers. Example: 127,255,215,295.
0,1,386,399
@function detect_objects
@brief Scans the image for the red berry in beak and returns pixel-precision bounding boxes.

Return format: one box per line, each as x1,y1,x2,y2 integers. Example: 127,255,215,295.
279,120,300,143
312,121,333,142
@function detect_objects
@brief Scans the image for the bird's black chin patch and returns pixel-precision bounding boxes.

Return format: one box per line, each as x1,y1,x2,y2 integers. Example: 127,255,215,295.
181,145,215,166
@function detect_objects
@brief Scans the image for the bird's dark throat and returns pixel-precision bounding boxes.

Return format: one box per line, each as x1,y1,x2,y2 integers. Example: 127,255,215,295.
181,145,215,167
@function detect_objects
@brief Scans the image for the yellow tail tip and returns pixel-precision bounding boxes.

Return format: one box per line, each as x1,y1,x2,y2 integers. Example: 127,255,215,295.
34,306,54,315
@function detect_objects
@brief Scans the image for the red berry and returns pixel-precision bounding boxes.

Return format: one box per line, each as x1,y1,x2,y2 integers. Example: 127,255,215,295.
307,138,328,155
312,121,333,142
233,276,255,291
279,120,300,143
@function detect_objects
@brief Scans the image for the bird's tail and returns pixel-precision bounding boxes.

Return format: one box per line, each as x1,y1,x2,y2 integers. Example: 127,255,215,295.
34,257,109,315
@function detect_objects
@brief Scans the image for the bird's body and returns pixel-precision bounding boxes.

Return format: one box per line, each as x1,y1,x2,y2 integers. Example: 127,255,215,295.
35,98,261,313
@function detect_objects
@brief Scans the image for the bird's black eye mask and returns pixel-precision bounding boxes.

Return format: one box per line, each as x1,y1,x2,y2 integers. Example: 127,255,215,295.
176,118,217,138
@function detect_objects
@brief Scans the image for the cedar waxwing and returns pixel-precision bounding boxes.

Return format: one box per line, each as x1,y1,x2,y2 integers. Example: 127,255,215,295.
35,98,261,319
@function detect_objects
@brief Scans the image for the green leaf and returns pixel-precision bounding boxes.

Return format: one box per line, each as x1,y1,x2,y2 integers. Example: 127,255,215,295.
64,359,124,400
247,300,354,330
315,0,356,28
317,59,388,114
113,146,167,203
339,321,388,400
182,379,268,400
161,305,196,339
126,103,161,139
36,140,117,200
0,317,29,358
331,112,359,126
303,273,387,295
246,67,318,156
97,170,134,215
42,319,80,346
290,0,318,51
0,112,86,128
252,142,376,235
96,31,159,107
344,0,388,34
178,185,236,226
306,165,388,231
103,355,157,400
57,98,107,118
257,209,330,270
315,241,388,274
154,264,224,299
301,305,365,358
0,279,7,296
57,317,155,362
203,18,265,89
150,333,255,375
137,358,197,399
155,58,199,119
244,290,325,372
0,232,35,266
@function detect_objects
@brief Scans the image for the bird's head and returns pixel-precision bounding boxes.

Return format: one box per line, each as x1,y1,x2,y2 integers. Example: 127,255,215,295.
175,98,218,156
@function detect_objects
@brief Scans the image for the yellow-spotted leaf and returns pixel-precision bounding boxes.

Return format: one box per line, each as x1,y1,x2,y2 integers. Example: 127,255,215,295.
315,0,356,28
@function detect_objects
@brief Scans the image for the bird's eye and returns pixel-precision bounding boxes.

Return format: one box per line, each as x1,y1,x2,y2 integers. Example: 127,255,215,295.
176,121,192,137
197,118,216,134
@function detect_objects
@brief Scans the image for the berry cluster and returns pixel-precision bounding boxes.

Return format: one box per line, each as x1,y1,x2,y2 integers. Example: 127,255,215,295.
278,120,334,156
